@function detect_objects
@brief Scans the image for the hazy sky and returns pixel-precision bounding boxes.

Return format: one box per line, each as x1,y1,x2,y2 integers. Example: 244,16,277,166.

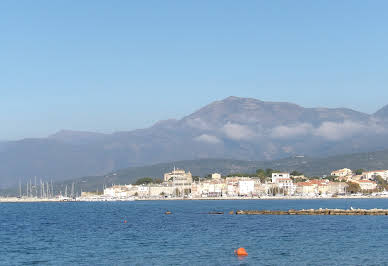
1,1,387,140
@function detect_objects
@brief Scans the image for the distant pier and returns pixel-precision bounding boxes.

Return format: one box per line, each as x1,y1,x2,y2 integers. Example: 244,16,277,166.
235,208,388,215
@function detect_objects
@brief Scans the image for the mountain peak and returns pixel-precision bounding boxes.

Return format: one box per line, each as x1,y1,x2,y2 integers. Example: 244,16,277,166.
221,96,263,103
184,96,304,126
223,96,253,101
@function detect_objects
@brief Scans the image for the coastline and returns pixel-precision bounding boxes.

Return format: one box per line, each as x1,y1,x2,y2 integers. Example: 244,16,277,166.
2,195,388,203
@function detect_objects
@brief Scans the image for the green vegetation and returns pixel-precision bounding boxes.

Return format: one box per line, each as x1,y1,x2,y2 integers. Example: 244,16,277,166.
225,168,279,182
290,170,304,176
346,182,361,194
324,175,339,182
375,175,388,191
355,169,365,175
292,176,307,183
192,176,201,182
154,178,163,184
133,177,155,185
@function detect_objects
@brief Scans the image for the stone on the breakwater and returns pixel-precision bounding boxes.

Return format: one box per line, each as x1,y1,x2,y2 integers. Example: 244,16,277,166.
235,209,388,215
208,212,224,215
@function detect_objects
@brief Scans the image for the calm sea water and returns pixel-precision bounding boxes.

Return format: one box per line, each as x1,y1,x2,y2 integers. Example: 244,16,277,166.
1,199,388,265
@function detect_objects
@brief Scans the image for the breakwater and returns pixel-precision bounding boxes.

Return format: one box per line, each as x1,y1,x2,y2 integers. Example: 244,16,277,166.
235,208,388,215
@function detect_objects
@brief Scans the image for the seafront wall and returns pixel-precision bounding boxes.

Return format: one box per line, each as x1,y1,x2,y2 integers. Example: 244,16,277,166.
1,195,388,203
0,197,74,203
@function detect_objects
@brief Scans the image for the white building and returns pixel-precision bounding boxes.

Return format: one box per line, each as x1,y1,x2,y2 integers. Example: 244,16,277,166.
276,178,296,195
191,179,225,197
331,168,353,177
212,173,221,180
272,172,290,183
148,185,175,198
164,168,193,196
164,168,192,182
363,170,388,181
354,180,377,190
238,180,255,196
103,185,137,198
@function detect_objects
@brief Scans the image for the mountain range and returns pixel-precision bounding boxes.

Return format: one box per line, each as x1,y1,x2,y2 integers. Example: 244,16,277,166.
3,148,388,196
1,96,388,188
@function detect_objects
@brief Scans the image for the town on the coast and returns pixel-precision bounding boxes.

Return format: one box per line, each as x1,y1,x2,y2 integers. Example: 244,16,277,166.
78,167,388,201
3,167,388,202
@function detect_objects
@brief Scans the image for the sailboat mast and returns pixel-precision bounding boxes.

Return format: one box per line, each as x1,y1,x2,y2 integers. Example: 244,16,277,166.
19,180,22,198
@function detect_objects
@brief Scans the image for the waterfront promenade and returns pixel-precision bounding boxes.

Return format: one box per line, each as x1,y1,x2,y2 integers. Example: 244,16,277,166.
2,194,388,203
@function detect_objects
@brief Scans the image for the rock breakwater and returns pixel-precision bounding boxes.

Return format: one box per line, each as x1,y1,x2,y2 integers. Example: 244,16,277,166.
235,208,388,215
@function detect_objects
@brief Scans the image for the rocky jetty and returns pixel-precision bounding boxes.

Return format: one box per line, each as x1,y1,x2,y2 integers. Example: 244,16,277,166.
235,208,388,215
208,211,224,215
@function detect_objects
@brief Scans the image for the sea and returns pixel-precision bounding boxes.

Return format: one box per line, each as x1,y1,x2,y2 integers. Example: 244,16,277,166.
1,199,388,265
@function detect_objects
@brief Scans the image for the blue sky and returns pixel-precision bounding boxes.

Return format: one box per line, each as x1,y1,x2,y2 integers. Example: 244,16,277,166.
1,1,387,140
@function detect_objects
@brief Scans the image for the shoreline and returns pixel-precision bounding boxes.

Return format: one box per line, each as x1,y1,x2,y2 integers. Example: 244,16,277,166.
1,195,388,203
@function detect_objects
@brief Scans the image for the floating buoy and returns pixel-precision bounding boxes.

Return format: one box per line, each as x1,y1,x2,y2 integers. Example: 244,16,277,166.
235,247,248,256
165,211,172,215
124,220,127,223
229,210,235,215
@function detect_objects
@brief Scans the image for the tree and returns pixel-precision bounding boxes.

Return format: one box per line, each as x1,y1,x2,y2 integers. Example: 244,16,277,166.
355,169,365,175
154,178,163,184
175,188,181,197
256,169,266,177
346,182,361,194
184,188,191,195
324,175,338,182
227,173,256,177
375,175,386,185
292,176,307,183
134,177,153,185
192,176,201,182
265,169,275,177
375,176,387,191
290,171,303,176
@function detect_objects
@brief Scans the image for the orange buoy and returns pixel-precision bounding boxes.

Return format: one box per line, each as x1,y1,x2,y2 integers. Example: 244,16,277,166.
235,247,248,256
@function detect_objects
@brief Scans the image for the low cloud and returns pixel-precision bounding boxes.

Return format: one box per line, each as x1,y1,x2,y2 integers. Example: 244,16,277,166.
185,118,213,130
272,123,313,139
313,121,366,141
222,122,255,140
194,134,222,144
271,120,388,141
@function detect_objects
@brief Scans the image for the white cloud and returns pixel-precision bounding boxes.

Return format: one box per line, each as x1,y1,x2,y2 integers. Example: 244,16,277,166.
270,120,388,141
313,121,366,141
194,134,222,144
271,123,313,139
185,118,212,130
222,122,255,140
